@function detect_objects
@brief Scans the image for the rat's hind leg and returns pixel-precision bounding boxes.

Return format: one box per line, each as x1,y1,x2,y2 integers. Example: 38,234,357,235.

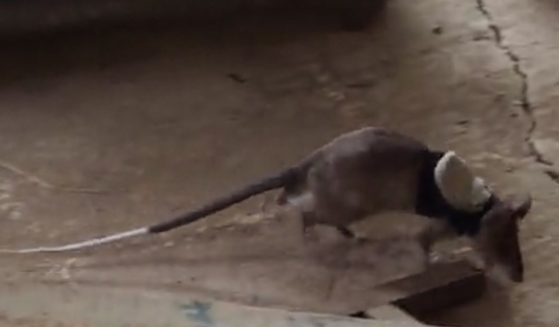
299,210,323,243
276,176,307,206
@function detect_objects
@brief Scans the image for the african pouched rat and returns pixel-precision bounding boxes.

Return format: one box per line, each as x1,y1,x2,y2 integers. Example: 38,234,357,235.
1,127,531,282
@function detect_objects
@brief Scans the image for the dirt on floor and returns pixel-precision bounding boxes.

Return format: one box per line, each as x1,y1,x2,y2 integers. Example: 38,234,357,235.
0,0,559,326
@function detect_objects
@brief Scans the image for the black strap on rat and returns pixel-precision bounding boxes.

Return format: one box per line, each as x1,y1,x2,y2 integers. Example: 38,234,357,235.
415,150,495,236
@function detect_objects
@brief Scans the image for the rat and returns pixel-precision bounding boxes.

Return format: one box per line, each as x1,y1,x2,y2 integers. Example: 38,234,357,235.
0,127,531,282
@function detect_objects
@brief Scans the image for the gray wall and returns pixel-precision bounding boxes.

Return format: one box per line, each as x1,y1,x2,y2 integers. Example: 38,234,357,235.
0,0,377,36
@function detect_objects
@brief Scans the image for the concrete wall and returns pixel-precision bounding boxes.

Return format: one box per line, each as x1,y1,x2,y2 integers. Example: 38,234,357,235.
0,0,386,36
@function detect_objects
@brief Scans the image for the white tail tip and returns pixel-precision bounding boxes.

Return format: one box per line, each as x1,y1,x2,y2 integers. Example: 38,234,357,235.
0,227,149,254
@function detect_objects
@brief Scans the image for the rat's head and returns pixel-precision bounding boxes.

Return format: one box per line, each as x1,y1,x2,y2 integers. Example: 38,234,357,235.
473,193,532,283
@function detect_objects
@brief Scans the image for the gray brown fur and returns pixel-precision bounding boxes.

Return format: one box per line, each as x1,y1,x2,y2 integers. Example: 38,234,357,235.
277,127,429,231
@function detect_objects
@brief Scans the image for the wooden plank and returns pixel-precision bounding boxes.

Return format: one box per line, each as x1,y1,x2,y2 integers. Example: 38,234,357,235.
365,304,425,326
0,283,442,327
366,305,429,326
0,260,482,326
371,260,486,317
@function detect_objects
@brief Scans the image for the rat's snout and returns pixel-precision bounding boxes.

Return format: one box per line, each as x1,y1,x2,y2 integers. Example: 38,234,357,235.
512,272,524,283
495,242,524,283
493,252,524,283
477,239,525,283
507,260,524,283
489,262,524,285
506,266,523,283
507,236,525,283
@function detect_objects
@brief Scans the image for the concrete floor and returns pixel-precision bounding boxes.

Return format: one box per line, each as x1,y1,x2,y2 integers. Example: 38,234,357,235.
0,0,559,326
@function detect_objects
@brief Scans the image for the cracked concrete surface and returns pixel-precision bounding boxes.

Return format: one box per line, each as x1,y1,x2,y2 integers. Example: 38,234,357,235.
428,0,559,326
0,0,559,326
476,0,544,166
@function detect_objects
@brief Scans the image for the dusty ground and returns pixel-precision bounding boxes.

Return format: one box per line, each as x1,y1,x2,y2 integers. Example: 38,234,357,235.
0,0,559,326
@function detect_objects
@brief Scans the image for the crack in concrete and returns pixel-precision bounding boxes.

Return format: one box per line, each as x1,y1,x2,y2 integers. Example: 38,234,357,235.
475,0,553,167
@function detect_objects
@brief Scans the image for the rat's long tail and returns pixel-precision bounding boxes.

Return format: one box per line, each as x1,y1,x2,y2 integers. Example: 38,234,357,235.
0,227,149,254
0,167,301,254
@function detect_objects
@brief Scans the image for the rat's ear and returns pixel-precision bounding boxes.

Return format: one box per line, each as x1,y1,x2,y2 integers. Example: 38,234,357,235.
509,193,532,220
